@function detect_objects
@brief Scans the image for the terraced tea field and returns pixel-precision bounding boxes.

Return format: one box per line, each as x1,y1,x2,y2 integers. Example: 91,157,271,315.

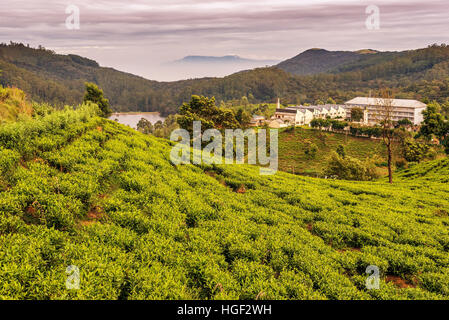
0,104,448,299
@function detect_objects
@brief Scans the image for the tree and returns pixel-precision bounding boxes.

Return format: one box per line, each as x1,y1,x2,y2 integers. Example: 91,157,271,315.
177,95,240,135
403,139,432,162
351,107,364,122
375,89,395,184
240,96,249,107
305,143,318,159
310,118,331,130
336,144,346,158
136,118,153,134
331,120,347,131
396,118,413,128
419,102,447,140
326,97,336,104
324,152,379,181
235,108,251,128
83,82,111,117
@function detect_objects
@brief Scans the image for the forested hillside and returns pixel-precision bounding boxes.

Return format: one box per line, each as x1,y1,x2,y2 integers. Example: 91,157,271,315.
1,104,449,299
1,43,449,115
276,48,392,75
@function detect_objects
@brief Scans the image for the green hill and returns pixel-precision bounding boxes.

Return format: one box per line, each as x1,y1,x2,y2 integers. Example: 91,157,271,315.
1,43,449,115
396,158,449,183
278,128,391,176
1,103,449,299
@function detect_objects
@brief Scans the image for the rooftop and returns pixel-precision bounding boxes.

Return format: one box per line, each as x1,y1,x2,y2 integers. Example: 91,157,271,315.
276,108,297,114
345,97,427,108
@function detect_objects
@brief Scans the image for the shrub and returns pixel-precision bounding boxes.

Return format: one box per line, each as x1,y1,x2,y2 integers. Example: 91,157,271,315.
324,152,379,181
304,142,318,159
403,140,432,162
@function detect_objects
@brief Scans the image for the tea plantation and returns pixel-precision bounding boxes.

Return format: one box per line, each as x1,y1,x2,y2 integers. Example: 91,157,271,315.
1,104,448,299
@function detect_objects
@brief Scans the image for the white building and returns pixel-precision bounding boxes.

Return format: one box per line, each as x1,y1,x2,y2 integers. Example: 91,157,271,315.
323,105,347,119
345,97,427,125
295,109,315,125
273,104,347,126
273,107,314,126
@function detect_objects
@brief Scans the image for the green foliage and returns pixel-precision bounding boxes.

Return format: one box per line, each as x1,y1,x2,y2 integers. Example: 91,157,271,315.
310,118,330,129
349,126,383,138
420,102,446,138
326,97,337,104
304,143,318,159
396,157,449,182
396,119,413,128
336,144,346,158
0,86,32,123
32,102,56,118
177,95,240,134
235,108,252,128
351,108,364,122
278,128,391,176
1,101,449,300
403,140,433,162
136,118,153,135
83,83,111,118
324,152,379,181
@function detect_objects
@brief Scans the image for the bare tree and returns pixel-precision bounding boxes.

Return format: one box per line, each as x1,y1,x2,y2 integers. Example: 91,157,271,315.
375,89,395,184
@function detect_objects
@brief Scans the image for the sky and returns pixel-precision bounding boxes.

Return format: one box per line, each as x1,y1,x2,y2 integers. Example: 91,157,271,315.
1,0,448,81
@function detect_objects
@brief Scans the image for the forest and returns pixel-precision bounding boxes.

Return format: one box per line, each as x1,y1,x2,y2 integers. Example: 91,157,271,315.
1,42,449,116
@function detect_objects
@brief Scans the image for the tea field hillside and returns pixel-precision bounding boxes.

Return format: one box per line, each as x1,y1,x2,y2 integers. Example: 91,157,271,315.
1,104,449,300
278,127,394,176
396,158,449,183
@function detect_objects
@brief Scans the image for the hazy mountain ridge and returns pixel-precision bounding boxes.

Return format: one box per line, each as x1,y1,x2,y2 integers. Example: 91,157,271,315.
173,55,278,65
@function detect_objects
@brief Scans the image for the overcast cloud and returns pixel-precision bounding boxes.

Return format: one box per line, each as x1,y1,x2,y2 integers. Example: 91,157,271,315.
1,0,448,80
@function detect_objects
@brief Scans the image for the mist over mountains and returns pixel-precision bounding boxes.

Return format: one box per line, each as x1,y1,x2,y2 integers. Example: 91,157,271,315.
164,55,279,80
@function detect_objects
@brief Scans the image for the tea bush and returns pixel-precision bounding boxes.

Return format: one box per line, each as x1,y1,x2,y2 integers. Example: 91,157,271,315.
0,105,448,300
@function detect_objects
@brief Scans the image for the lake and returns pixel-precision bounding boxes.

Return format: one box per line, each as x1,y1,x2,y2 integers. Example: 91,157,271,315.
109,112,166,129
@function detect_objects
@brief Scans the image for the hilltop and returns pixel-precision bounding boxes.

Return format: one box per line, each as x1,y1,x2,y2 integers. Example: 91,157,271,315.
1,103,448,299
276,48,394,75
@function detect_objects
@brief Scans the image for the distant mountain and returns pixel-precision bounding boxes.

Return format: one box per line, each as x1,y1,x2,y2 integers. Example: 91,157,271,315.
164,55,278,79
276,48,398,75
173,55,278,65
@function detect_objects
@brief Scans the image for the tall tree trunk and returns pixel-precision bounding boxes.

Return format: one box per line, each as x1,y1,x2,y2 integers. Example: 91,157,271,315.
387,139,393,184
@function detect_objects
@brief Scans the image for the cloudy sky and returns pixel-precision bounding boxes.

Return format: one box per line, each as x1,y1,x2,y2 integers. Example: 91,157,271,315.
1,0,448,80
